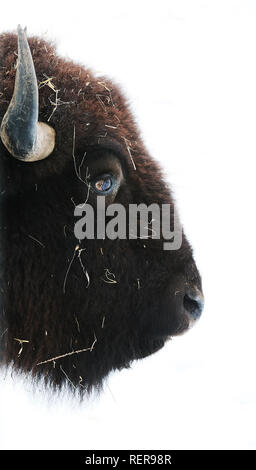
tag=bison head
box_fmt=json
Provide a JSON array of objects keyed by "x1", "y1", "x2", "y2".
[{"x1": 0, "y1": 27, "x2": 203, "y2": 394}]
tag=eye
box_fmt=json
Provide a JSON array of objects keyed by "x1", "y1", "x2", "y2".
[{"x1": 92, "y1": 174, "x2": 113, "y2": 194}]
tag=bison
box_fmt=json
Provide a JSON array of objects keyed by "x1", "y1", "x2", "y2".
[{"x1": 0, "y1": 26, "x2": 204, "y2": 395}]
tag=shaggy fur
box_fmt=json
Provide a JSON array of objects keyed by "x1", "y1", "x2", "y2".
[{"x1": 0, "y1": 31, "x2": 202, "y2": 395}]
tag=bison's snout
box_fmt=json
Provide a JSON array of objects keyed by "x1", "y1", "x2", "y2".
[
  {"x1": 183, "y1": 286, "x2": 204, "y2": 322},
  {"x1": 166, "y1": 282, "x2": 204, "y2": 336}
]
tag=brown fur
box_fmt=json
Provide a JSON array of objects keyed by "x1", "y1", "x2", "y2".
[{"x1": 0, "y1": 31, "x2": 202, "y2": 395}]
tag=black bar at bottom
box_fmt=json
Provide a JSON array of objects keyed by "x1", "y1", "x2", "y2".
[{"x1": 0, "y1": 449, "x2": 252, "y2": 465}]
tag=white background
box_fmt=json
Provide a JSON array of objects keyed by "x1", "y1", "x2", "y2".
[{"x1": 0, "y1": 0, "x2": 256, "y2": 450}]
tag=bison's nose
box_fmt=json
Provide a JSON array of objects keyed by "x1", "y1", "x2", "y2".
[{"x1": 183, "y1": 286, "x2": 204, "y2": 321}]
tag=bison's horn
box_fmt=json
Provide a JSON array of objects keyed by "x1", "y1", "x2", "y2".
[{"x1": 0, "y1": 25, "x2": 55, "y2": 162}]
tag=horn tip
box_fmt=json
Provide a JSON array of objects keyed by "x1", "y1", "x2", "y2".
[{"x1": 17, "y1": 25, "x2": 27, "y2": 36}]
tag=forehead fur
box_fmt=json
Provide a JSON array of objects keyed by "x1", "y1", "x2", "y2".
[{"x1": 0, "y1": 32, "x2": 169, "y2": 202}]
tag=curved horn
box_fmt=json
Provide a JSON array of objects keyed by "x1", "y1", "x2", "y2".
[{"x1": 0, "y1": 25, "x2": 55, "y2": 162}]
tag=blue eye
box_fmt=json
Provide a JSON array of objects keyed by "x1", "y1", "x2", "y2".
[{"x1": 93, "y1": 175, "x2": 113, "y2": 193}]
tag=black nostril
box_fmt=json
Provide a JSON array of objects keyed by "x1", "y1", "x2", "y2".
[{"x1": 183, "y1": 287, "x2": 204, "y2": 320}]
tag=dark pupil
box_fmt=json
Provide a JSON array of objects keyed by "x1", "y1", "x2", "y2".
[{"x1": 96, "y1": 177, "x2": 112, "y2": 192}]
